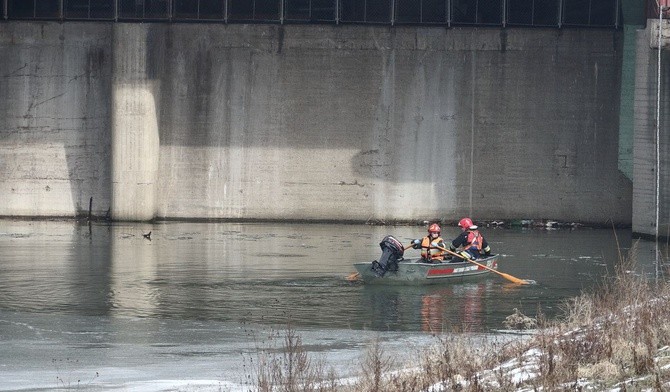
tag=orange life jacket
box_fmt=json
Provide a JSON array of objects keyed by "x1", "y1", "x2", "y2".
[
  {"x1": 466, "y1": 230, "x2": 483, "y2": 251},
  {"x1": 421, "y1": 236, "x2": 446, "y2": 260}
]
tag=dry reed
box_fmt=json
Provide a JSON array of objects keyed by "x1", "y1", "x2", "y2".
[{"x1": 249, "y1": 246, "x2": 670, "y2": 391}]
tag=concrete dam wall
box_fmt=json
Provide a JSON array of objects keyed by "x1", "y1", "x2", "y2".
[{"x1": 0, "y1": 22, "x2": 631, "y2": 224}]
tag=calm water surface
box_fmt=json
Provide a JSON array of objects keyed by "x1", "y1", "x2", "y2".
[{"x1": 0, "y1": 220, "x2": 661, "y2": 390}]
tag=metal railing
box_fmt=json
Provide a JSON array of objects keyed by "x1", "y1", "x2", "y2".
[{"x1": 1, "y1": 0, "x2": 621, "y2": 28}]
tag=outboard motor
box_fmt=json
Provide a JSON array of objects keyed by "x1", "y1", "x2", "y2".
[{"x1": 371, "y1": 235, "x2": 405, "y2": 277}]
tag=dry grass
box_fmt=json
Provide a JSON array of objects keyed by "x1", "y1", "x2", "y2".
[
  {"x1": 249, "y1": 325, "x2": 338, "y2": 392},
  {"x1": 248, "y1": 246, "x2": 670, "y2": 391},
  {"x1": 492, "y1": 243, "x2": 670, "y2": 391}
]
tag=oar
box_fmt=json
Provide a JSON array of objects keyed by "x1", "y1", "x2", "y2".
[
  {"x1": 346, "y1": 243, "x2": 414, "y2": 281},
  {"x1": 437, "y1": 246, "x2": 530, "y2": 285}
]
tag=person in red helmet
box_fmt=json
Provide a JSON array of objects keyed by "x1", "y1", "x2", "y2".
[
  {"x1": 411, "y1": 223, "x2": 447, "y2": 262},
  {"x1": 449, "y1": 217, "x2": 492, "y2": 260}
]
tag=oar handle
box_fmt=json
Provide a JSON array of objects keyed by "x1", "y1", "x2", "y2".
[
  {"x1": 437, "y1": 246, "x2": 464, "y2": 258},
  {"x1": 437, "y1": 246, "x2": 491, "y2": 269}
]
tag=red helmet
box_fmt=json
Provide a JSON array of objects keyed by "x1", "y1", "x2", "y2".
[
  {"x1": 458, "y1": 218, "x2": 474, "y2": 230},
  {"x1": 428, "y1": 223, "x2": 441, "y2": 234}
]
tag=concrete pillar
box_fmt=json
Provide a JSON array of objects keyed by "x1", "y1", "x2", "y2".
[
  {"x1": 111, "y1": 24, "x2": 160, "y2": 221},
  {"x1": 632, "y1": 26, "x2": 657, "y2": 236},
  {"x1": 633, "y1": 22, "x2": 670, "y2": 238}
]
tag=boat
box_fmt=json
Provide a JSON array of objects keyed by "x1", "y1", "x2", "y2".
[
  {"x1": 350, "y1": 234, "x2": 501, "y2": 285},
  {"x1": 353, "y1": 254, "x2": 500, "y2": 285}
]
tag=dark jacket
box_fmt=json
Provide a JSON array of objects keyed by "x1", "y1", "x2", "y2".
[{"x1": 450, "y1": 229, "x2": 491, "y2": 257}]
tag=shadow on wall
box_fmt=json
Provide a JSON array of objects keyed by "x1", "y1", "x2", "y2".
[
  {"x1": 0, "y1": 22, "x2": 631, "y2": 222},
  {"x1": 0, "y1": 22, "x2": 113, "y2": 218}
]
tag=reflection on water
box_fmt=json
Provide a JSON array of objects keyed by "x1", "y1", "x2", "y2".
[
  {"x1": 360, "y1": 281, "x2": 495, "y2": 332},
  {"x1": 0, "y1": 220, "x2": 666, "y2": 332},
  {"x1": 4, "y1": 220, "x2": 669, "y2": 391}
]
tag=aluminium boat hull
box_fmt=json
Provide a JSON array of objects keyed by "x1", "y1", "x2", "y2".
[{"x1": 353, "y1": 255, "x2": 499, "y2": 285}]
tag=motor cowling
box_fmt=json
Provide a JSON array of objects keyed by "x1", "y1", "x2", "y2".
[{"x1": 371, "y1": 235, "x2": 405, "y2": 277}]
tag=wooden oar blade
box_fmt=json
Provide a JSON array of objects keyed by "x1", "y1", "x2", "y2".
[
  {"x1": 500, "y1": 272, "x2": 530, "y2": 285},
  {"x1": 436, "y1": 245, "x2": 531, "y2": 285},
  {"x1": 346, "y1": 272, "x2": 361, "y2": 281}
]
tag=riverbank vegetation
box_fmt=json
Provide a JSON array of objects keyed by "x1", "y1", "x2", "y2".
[{"x1": 250, "y1": 247, "x2": 670, "y2": 391}]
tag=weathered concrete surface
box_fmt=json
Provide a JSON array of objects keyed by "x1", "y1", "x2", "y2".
[
  {"x1": 111, "y1": 24, "x2": 160, "y2": 221},
  {"x1": 633, "y1": 22, "x2": 670, "y2": 237},
  {"x1": 0, "y1": 22, "x2": 632, "y2": 224},
  {"x1": 0, "y1": 22, "x2": 112, "y2": 218}
]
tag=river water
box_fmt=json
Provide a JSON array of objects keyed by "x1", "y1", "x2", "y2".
[{"x1": 0, "y1": 219, "x2": 663, "y2": 390}]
